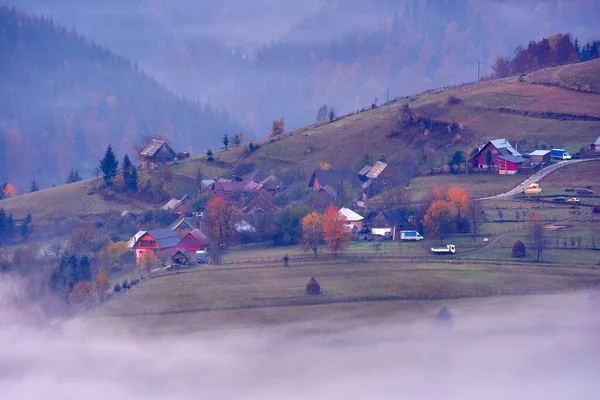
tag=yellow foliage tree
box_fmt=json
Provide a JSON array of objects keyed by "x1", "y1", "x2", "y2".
[
  {"x1": 96, "y1": 269, "x2": 110, "y2": 296},
  {"x1": 68, "y1": 281, "x2": 98, "y2": 308},
  {"x1": 99, "y1": 241, "x2": 130, "y2": 269},
  {"x1": 424, "y1": 199, "x2": 457, "y2": 241},
  {"x1": 139, "y1": 251, "x2": 159, "y2": 274},
  {"x1": 301, "y1": 211, "x2": 323, "y2": 257},
  {"x1": 319, "y1": 162, "x2": 332, "y2": 170},
  {"x1": 3, "y1": 183, "x2": 16, "y2": 198}
]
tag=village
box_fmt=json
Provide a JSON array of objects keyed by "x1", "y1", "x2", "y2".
[{"x1": 122, "y1": 135, "x2": 600, "y2": 271}]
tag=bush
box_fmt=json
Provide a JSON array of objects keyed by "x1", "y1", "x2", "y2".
[
  {"x1": 122, "y1": 280, "x2": 131, "y2": 290},
  {"x1": 592, "y1": 206, "x2": 600, "y2": 214},
  {"x1": 446, "y1": 95, "x2": 461, "y2": 105},
  {"x1": 113, "y1": 284, "x2": 121, "y2": 292},
  {"x1": 233, "y1": 162, "x2": 255, "y2": 177},
  {"x1": 512, "y1": 240, "x2": 526, "y2": 257}
]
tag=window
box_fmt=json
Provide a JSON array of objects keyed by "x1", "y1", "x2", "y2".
[{"x1": 140, "y1": 240, "x2": 156, "y2": 247}]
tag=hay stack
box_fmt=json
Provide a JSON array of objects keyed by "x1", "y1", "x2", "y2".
[{"x1": 306, "y1": 277, "x2": 321, "y2": 295}]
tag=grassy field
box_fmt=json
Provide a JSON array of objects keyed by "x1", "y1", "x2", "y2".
[
  {"x1": 92, "y1": 258, "x2": 600, "y2": 333},
  {"x1": 524, "y1": 58, "x2": 600, "y2": 93}
]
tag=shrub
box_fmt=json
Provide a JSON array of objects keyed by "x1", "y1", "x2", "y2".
[
  {"x1": 114, "y1": 284, "x2": 121, "y2": 293},
  {"x1": 592, "y1": 206, "x2": 600, "y2": 214},
  {"x1": 122, "y1": 280, "x2": 131, "y2": 290},
  {"x1": 446, "y1": 95, "x2": 461, "y2": 105},
  {"x1": 512, "y1": 240, "x2": 526, "y2": 257}
]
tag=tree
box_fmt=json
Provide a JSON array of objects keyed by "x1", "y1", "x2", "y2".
[
  {"x1": 99, "y1": 241, "x2": 130, "y2": 269},
  {"x1": 302, "y1": 211, "x2": 324, "y2": 257},
  {"x1": 446, "y1": 187, "x2": 470, "y2": 220},
  {"x1": 491, "y1": 56, "x2": 511, "y2": 77},
  {"x1": 316, "y1": 105, "x2": 333, "y2": 122},
  {"x1": 67, "y1": 168, "x2": 82, "y2": 183},
  {"x1": 129, "y1": 166, "x2": 138, "y2": 192},
  {"x1": 223, "y1": 134, "x2": 230, "y2": 150},
  {"x1": 233, "y1": 133, "x2": 244, "y2": 146},
  {"x1": 3, "y1": 183, "x2": 16, "y2": 198},
  {"x1": 204, "y1": 197, "x2": 240, "y2": 248},
  {"x1": 468, "y1": 200, "x2": 484, "y2": 243},
  {"x1": 283, "y1": 254, "x2": 289, "y2": 267},
  {"x1": 139, "y1": 251, "x2": 159, "y2": 274},
  {"x1": 424, "y1": 200, "x2": 457, "y2": 241},
  {"x1": 272, "y1": 204, "x2": 309, "y2": 245},
  {"x1": 322, "y1": 206, "x2": 351, "y2": 256},
  {"x1": 99, "y1": 144, "x2": 119, "y2": 186},
  {"x1": 20, "y1": 212, "x2": 32, "y2": 241},
  {"x1": 30, "y1": 178, "x2": 39, "y2": 192},
  {"x1": 512, "y1": 240, "x2": 526, "y2": 257},
  {"x1": 68, "y1": 281, "x2": 97, "y2": 308},
  {"x1": 68, "y1": 222, "x2": 100, "y2": 253},
  {"x1": 269, "y1": 117, "x2": 285, "y2": 137},
  {"x1": 529, "y1": 214, "x2": 548, "y2": 262},
  {"x1": 96, "y1": 269, "x2": 110, "y2": 297},
  {"x1": 328, "y1": 108, "x2": 335, "y2": 122},
  {"x1": 206, "y1": 149, "x2": 214, "y2": 162},
  {"x1": 448, "y1": 151, "x2": 465, "y2": 173}
]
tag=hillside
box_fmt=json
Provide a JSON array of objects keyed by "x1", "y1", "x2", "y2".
[
  {"x1": 205, "y1": 60, "x2": 600, "y2": 185},
  {"x1": 0, "y1": 5, "x2": 242, "y2": 190}
]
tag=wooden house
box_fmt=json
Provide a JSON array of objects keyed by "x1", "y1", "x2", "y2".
[
  {"x1": 469, "y1": 139, "x2": 525, "y2": 173},
  {"x1": 259, "y1": 175, "x2": 282, "y2": 194},
  {"x1": 369, "y1": 212, "x2": 396, "y2": 239},
  {"x1": 243, "y1": 192, "x2": 278, "y2": 214},
  {"x1": 314, "y1": 185, "x2": 337, "y2": 212},
  {"x1": 128, "y1": 228, "x2": 180, "y2": 264},
  {"x1": 162, "y1": 196, "x2": 193, "y2": 217},
  {"x1": 120, "y1": 210, "x2": 137, "y2": 221},
  {"x1": 339, "y1": 207, "x2": 364, "y2": 230},
  {"x1": 177, "y1": 229, "x2": 210, "y2": 252},
  {"x1": 171, "y1": 217, "x2": 197, "y2": 233},
  {"x1": 365, "y1": 161, "x2": 394, "y2": 181},
  {"x1": 529, "y1": 150, "x2": 551, "y2": 164},
  {"x1": 308, "y1": 170, "x2": 335, "y2": 191},
  {"x1": 170, "y1": 250, "x2": 191, "y2": 266},
  {"x1": 140, "y1": 139, "x2": 176, "y2": 169}
]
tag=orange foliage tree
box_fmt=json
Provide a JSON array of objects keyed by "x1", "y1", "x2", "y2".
[
  {"x1": 205, "y1": 197, "x2": 240, "y2": 248},
  {"x1": 68, "y1": 281, "x2": 98, "y2": 308},
  {"x1": 301, "y1": 211, "x2": 323, "y2": 257},
  {"x1": 429, "y1": 185, "x2": 472, "y2": 234},
  {"x1": 322, "y1": 206, "x2": 351, "y2": 256},
  {"x1": 96, "y1": 269, "x2": 110, "y2": 297},
  {"x1": 424, "y1": 199, "x2": 457, "y2": 241},
  {"x1": 3, "y1": 183, "x2": 16, "y2": 198}
]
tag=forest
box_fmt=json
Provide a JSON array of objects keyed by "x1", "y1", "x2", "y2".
[{"x1": 0, "y1": 6, "x2": 242, "y2": 190}]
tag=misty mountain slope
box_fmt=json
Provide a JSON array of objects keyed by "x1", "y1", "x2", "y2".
[
  {"x1": 212, "y1": 60, "x2": 600, "y2": 178},
  {"x1": 0, "y1": 6, "x2": 242, "y2": 190}
]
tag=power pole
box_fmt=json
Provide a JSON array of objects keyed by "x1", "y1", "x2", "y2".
[{"x1": 477, "y1": 61, "x2": 480, "y2": 82}]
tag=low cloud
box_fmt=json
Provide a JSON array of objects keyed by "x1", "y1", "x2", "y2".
[{"x1": 1, "y1": 278, "x2": 599, "y2": 399}]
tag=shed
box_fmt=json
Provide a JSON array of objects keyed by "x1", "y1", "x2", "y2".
[
  {"x1": 366, "y1": 161, "x2": 393, "y2": 180},
  {"x1": 170, "y1": 250, "x2": 191, "y2": 266},
  {"x1": 357, "y1": 165, "x2": 372, "y2": 182},
  {"x1": 140, "y1": 139, "x2": 176, "y2": 169},
  {"x1": 529, "y1": 150, "x2": 551, "y2": 164},
  {"x1": 497, "y1": 155, "x2": 526, "y2": 175}
]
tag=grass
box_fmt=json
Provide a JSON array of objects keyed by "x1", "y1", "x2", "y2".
[{"x1": 524, "y1": 58, "x2": 600, "y2": 93}]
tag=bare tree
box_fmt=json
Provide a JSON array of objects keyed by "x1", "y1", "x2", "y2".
[
  {"x1": 468, "y1": 200, "x2": 484, "y2": 243},
  {"x1": 529, "y1": 214, "x2": 548, "y2": 262}
]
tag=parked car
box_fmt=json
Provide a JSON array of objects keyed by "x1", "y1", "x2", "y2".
[
  {"x1": 567, "y1": 197, "x2": 581, "y2": 203},
  {"x1": 553, "y1": 196, "x2": 566, "y2": 202},
  {"x1": 524, "y1": 183, "x2": 542, "y2": 195},
  {"x1": 576, "y1": 188, "x2": 594, "y2": 195}
]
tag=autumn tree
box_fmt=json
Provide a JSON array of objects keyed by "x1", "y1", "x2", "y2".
[
  {"x1": 269, "y1": 117, "x2": 285, "y2": 137},
  {"x1": 491, "y1": 56, "x2": 511, "y2": 78},
  {"x1": 68, "y1": 222, "x2": 101, "y2": 253},
  {"x1": 99, "y1": 144, "x2": 119, "y2": 186},
  {"x1": 302, "y1": 211, "x2": 323, "y2": 257},
  {"x1": 96, "y1": 269, "x2": 110, "y2": 298},
  {"x1": 424, "y1": 200, "x2": 457, "y2": 241},
  {"x1": 139, "y1": 251, "x2": 159, "y2": 274},
  {"x1": 98, "y1": 241, "x2": 130, "y2": 269},
  {"x1": 30, "y1": 178, "x2": 39, "y2": 192},
  {"x1": 233, "y1": 133, "x2": 244, "y2": 146},
  {"x1": 3, "y1": 183, "x2": 16, "y2": 198},
  {"x1": 68, "y1": 281, "x2": 97, "y2": 308},
  {"x1": 204, "y1": 197, "x2": 240, "y2": 248},
  {"x1": 322, "y1": 206, "x2": 351, "y2": 256},
  {"x1": 529, "y1": 214, "x2": 548, "y2": 262}
]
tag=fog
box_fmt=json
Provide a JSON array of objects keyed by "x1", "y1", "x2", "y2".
[{"x1": 2, "y1": 278, "x2": 600, "y2": 399}]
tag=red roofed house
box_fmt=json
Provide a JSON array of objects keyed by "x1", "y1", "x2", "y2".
[
  {"x1": 177, "y1": 229, "x2": 210, "y2": 252},
  {"x1": 140, "y1": 139, "x2": 177, "y2": 169},
  {"x1": 128, "y1": 228, "x2": 180, "y2": 264},
  {"x1": 469, "y1": 139, "x2": 525, "y2": 174}
]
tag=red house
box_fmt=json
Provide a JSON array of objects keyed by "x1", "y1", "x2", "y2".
[
  {"x1": 177, "y1": 229, "x2": 210, "y2": 252},
  {"x1": 128, "y1": 228, "x2": 180, "y2": 264},
  {"x1": 470, "y1": 139, "x2": 525, "y2": 174}
]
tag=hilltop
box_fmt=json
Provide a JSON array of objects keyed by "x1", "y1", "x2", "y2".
[
  {"x1": 206, "y1": 59, "x2": 600, "y2": 185},
  {"x1": 0, "y1": 5, "x2": 241, "y2": 190}
]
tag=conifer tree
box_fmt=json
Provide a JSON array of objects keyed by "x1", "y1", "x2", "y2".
[
  {"x1": 30, "y1": 178, "x2": 39, "y2": 192},
  {"x1": 129, "y1": 166, "x2": 138, "y2": 192},
  {"x1": 99, "y1": 144, "x2": 119, "y2": 186}
]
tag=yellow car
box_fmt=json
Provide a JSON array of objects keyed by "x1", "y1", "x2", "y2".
[{"x1": 524, "y1": 183, "x2": 542, "y2": 195}]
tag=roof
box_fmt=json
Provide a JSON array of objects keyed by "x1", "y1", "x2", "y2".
[
  {"x1": 171, "y1": 249, "x2": 191, "y2": 260},
  {"x1": 320, "y1": 184, "x2": 337, "y2": 199},
  {"x1": 309, "y1": 170, "x2": 335, "y2": 187},
  {"x1": 370, "y1": 212, "x2": 394, "y2": 228},
  {"x1": 259, "y1": 175, "x2": 281, "y2": 190},
  {"x1": 128, "y1": 230, "x2": 147, "y2": 248},
  {"x1": 366, "y1": 161, "x2": 388, "y2": 179},
  {"x1": 595, "y1": 136, "x2": 600, "y2": 145},
  {"x1": 148, "y1": 228, "x2": 180, "y2": 248},
  {"x1": 339, "y1": 207, "x2": 364, "y2": 222},
  {"x1": 171, "y1": 217, "x2": 196, "y2": 231},
  {"x1": 529, "y1": 150, "x2": 550, "y2": 156},
  {"x1": 201, "y1": 179, "x2": 215, "y2": 186},
  {"x1": 470, "y1": 138, "x2": 520, "y2": 160},
  {"x1": 244, "y1": 181, "x2": 263, "y2": 191},
  {"x1": 188, "y1": 229, "x2": 210, "y2": 245},
  {"x1": 357, "y1": 165, "x2": 372, "y2": 176},
  {"x1": 498, "y1": 155, "x2": 526, "y2": 164},
  {"x1": 140, "y1": 139, "x2": 176, "y2": 157},
  {"x1": 121, "y1": 210, "x2": 137, "y2": 218},
  {"x1": 162, "y1": 198, "x2": 181, "y2": 212},
  {"x1": 235, "y1": 220, "x2": 256, "y2": 233},
  {"x1": 212, "y1": 180, "x2": 248, "y2": 197}
]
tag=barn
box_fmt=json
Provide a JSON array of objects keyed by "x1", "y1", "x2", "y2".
[
  {"x1": 529, "y1": 150, "x2": 551, "y2": 165},
  {"x1": 140, "y1": 139, "x2": 177, "y2": 169},
  {"x1": 469, "y1": 139, "x2": 521, "y2": 172},
  {"x1": 497, "y1": 154, "x2": 526, "y2": 175}
]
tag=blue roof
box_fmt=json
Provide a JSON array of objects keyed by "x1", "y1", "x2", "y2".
[{"x1": 148, "y1": 228, "x2": 180, "y2": 248}]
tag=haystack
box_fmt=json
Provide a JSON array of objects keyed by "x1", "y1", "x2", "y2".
[
  {"x1": 306, "y1": 277, "x2": 321, "y2": 295},
  {"x1": 436, "y1": 307, "x2": 453, "y2": 322}
]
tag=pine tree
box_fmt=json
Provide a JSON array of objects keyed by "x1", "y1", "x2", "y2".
[
  {"x1": 223, "y1": 134, "x2": 229, "y2": 150},
  {"x1": 67, "y1": 168, "x2": 82, "y2": 184},
  {"x1": 20, "y1": 212, "x2": 32, "y2": 240},
  {"x1": 30, "y1": 178, "x2": 39, "y2": 192},
  {"x1": 6, "y1": 213, "x2": 15, "y2": 243},
  {"x1": 0, "y1": 208, "x2": 6, "y2": 244},
  {"x1": 206, "y1": 149, "x2": 214, "y2": 162},
  {"x1": 99, "y1": 144, "x2": 119, "y2": 186},
  {"x1": 78, "y1": 255, "x2": 92, "y2": 282},
  {"x1": 122, "y1": 154, "x2": 132, "y2": 190},
  {"x1": 129, "y1": 166, "x2": 138, "y2": 192}
]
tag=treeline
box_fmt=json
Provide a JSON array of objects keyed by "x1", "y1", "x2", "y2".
[
  {"x1": 491, "y1": 33, "x2": 599, "y2": 78},
  {"x1": 0, "y1": 209, "x2": 33, "y2": 245},
  {"x1": 0, "y1": 5, "x2": 242, "y2": 190}
]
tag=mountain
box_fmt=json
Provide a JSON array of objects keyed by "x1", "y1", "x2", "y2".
[
  {"x1": 10, "y1": 0, "x2": 600, "y2": 134},
  {"x1": 0, "y1": 5, "x2": 242, "y2": 190}
]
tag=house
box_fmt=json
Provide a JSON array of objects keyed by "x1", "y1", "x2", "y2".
[
  {"x1": 339, "y1": 207, "x2": 364, "y2": 230},
  {"x1": 369, "y1": 212, "x2": 396, "y2": 239},
  {"x1": 120, "y1": 210, "x2": 137, "y2": 221},
  {"x1": 212, "y1": 180, "x2": 249, "y2": 199},
  {"x1": 366, "y1": 161, "x2": 394, "y2": 181},
  {"x1": 235, "y1": 220, "x2": 256, "y2": 233},
  {"x1": 357, "y1": 165, "x2": 372, "y2": 182},
  {"x1": 162, "y1": 196, "x2": 193, "y2": 216},
  {"x1": 170, "y1": 250, "x2": 191, "y2": 266},
  {"x1": 140, "y1": 139, "x2": 176, "y2": 169},
  {"x1": 314, "y1": 185, "x2": 337, "y2": 212},
  {"x1": 469, "y1": 139, "x2": 521, "y2": 172},
  {"x1": 243, "y1": 192, "x2": 278, "y2": 214},
  {"x1": 177, "y1": 228, "x2": 210, "y2": 252},
  {"x1": 529, "y1": 150, "x2": 551, "y2": 164},
  {"x1": 591, "y1": 137, "x2": 600, "y2": 152},
  {"x1": 497, "y1": 154, "x2": 526, "y2": 175},
  {"x1": 308, "y1": 170, "x2": 335, "y2": 191},
  {"x1": 359, "y1": 161, "x2": 395, "y2": 198},
  {"x1": 259, "y1": 175, "x2": 282, "y2": 194},
  {"x1": 171, "y1": 217, "x2": 197, "y2": 232},
  {"x1": 128, "y1": 228, "x2": 180, "y2": 264}
]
